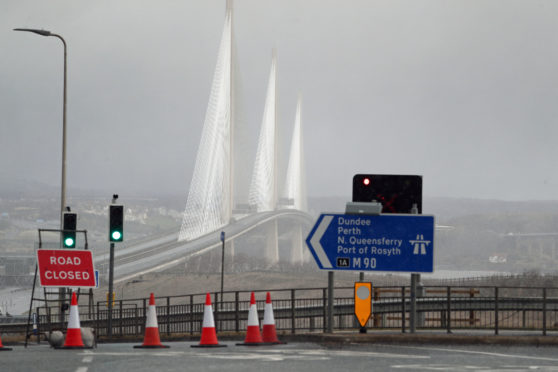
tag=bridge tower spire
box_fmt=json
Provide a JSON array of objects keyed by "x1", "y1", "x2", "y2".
[
  {"x1": 248, "y1": 50, "x2": 278, "y2": 212},
  {"x1": 284, "y1": 94, "x2": 307, "y2": 212},
  {"x1": 179, "y1": 3, "x2": 234, "y2": 241}
]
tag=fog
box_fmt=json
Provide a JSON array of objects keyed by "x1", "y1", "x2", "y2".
[{"x1": 1, "y1": 0, "x2": 558, "y2": 201}]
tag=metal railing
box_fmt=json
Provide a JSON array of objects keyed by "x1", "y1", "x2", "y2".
[{"x1": 5, "y1": 285, "x2": 558, "y2": 339}]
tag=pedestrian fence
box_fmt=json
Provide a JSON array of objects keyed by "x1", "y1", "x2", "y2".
[{"x1": 8, "y1": 285, "x2": 558, "y2": 338}]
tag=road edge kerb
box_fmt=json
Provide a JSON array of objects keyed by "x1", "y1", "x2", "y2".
[
  {"x1": 4, "y1": 332, "x2": 558, "y2": 347},
  {"x1": 282, "y1": 333, "x2": 558, "y2": 347}
]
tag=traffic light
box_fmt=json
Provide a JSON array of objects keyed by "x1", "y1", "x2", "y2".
[
  {"x1": 62, "y1": 212, "x2": 77, "y2": 248},
  {"x1": 109, "y1": 205, "x2": 124, "y2": 242},
  {"x1": 352, "y1": 174, "x2": 422, "y2": 214}
]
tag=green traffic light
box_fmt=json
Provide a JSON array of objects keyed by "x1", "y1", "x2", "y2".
[
  {"x1": 111, "y1": 231, "x2": 122, "y2": 241},
  {"x1": 64, "y1": 237, "x2": 75, "y2": 247}
]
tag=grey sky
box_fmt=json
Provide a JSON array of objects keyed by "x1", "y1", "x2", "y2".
[{"x1": 1, "y1": 0, "x2": 557, "y2": 201}]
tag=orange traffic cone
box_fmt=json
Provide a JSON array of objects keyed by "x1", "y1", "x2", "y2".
[
  {"x1": 262, "y1": 292, "x2": 283, "y2": 344},
  {"x1": 191, "y1": 293, "x2": 226, "y2": 348},
  {"x1": 58, "y1": 292, "x2": 88, "y2": 349},
  {"x1": 0, "y1": 333, "x2": 12, "y2": 351},
  {"x1": 236, "y1": 292, "x2": 263, "y2": 346},
  {"x1": 134, "y1": 293, "x2": 169, "y2": 348}
]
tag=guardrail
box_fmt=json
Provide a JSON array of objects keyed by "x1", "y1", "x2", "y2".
[{"x1": 4, "y1": 285, "x2": 558, "y2": 339}]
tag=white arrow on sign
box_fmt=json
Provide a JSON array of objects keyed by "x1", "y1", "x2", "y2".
[{"x1": 309, "y1": 215, "x2": 334, "y2": 269}]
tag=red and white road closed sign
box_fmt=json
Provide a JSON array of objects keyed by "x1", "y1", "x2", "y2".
[{"x1": 37, "y1": 249, "x2": 96, "y2": 288}]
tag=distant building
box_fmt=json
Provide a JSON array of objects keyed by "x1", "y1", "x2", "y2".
[{"x1": 489, "y1": 253, "x2": 507, "y2": 263}]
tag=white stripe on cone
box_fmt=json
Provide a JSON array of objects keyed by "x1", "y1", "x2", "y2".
[
  {"x1": 195, "y1": 293, "x2": 221, "y2": 346},
  {"x1": 247, "y1": 303, "x2": 260, "y2": 327},
  {"x1": 262, "y1": 292, "x2": 281, "y2": 344},
  {"x1": 63, "y1": 292, "x2": 84, "y2": 348},
  {"x1": 202, "y1": 304, "x2": 215, "y2": 328},
  {"x1": 68, "y1": 300, "x2": 81, "y2": 329},
  {"x1": 239, "y1": 292, "x2": 263, "y2": 345},
  {"x1": 146, "y1": 304, "x2": 158, "y2": 328},
  {"x1": 263, "y1": 302, "x2": 274, "y2": 325}
]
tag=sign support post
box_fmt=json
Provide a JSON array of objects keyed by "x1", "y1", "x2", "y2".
[
  {"x1": 327, "y1": 271, "x2": 334, "y2": 333},
  {"x1": 409, "y1": 203, "x2": 420, "y2": 334},
  {"x1": 107, "y1": 242, "x2": 115, "y2": 338},
  {"x1": 410, "y1": 273, "x2": 417, "y2": 333}
]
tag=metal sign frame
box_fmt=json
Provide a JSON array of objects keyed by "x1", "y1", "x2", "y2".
[{"x1": 25, "y1": 228, "x2": 94, "y2": 347}]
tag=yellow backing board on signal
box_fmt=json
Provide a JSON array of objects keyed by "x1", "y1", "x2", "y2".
[{"x1": 354, "y1": 282, "x2": 372, "y2": 328}]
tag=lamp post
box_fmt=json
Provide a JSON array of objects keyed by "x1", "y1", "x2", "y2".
[
  {"x1": 14, "y1": 28, "x2": 68, "y2": 318},
  {"x1": 14, "y1": 28, "x2": 68, "y2": 235}
]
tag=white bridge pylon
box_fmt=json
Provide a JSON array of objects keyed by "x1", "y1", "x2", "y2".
[
  {"x1": 249, "y1": 50, "x2": 277, "y2": 213},
  {"x1": 283, "y1": 95, "x2": 307, "y2": 213},
  {"x1": 178, "y1": 6, "x2": 232, "y2": 242},
  {"x1": 179, "y1": 3, "x2": 307, "y2": 258}
]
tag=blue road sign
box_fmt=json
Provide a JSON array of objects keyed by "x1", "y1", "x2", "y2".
[{"x1": 306, "y1": 214, "x2": 435, "y2": 273}]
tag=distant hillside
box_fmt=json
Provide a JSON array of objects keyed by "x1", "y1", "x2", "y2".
[
  {"x1": 424, "y1": 197, "x2": 558, "y2": 223},
  {"x1": 0, "y1": 178, "x2": 59, "y2": 199},
  {"x1": 3, "y1": 179, "x2": 558, "y2": 273},
  {"x1": 308, "y1": 196, "x2": 558, "y2": 223},
  {"x1": 308, "y1": 196, "x2": 558, "y2": 274}
]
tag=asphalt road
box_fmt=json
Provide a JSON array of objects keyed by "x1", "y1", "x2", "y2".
[{"x1": 3, "y1": 341, "x2": 558, "y2": 371}]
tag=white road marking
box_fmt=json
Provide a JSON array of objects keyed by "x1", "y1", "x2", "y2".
[
  {"x1": 264, "y1": 348, "x2": 429, "y2": 359},
  {"x1": 388, "y1": 345, "x2": 558, "y2": 363},
  {"x1": 198, "y1": 353, "x2": 297, "y2": 362},
  {"x1": 196, "y1": 348, "x2": 430, "y2": 362},
  {"x1": 79, "y1": 351, "x2": 185, "y2": 357},
  {"x1": 75, "y1": 367, "x2": 88, "y2": 372},
  {"x1": 392, "y1": 364, "x2": 558, "y2": 371},
  {"x1": 82, "y1": 356, "x2": 93, "y2": 363},
  {"x1": 78, "y1": 347, "x2": 428, "y2": 363}
]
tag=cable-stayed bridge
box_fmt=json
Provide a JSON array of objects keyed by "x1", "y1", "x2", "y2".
[
  {"x1": 96, "y1": 3, "x2": 311, "y2": 281},
  {"x1": 95, "y1": 210, "x2": 312, "y2": 284}
]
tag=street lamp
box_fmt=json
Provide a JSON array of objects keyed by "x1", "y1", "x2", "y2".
[
  {"x1": 14, "y1": 28, "x2": 68, "y2": 318},
  {"x1": 14, "y1": 28, "x2": 68, "y2": 236}
]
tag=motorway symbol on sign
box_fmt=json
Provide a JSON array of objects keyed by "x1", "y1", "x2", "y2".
[
  {"x1": 305, "y1": 214, "x2": 434, "y2": 273},
  {"x1": 36, "y1": 249, "x2": 96, "y2": 288}
]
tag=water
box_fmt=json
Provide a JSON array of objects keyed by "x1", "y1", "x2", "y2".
[
  {"x1": 423, "y1": 269, "x2": 510, "y2": 280},
  {"x1": 0, "y1": 287, "x2": 32, "y2": 315},
  {"x1": 1, "y1": 270, "x2": 512, "y2": 315}
]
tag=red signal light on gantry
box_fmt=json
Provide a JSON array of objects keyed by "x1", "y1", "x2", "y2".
[{"x1": 352, "y1": 174, "x2": 423, "y2": 214}]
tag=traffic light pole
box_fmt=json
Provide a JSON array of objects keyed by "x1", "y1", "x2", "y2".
[
  {"x1": 60, "y1": 210, "x2": 76, "y2": 323},
  {"x1": 220, "y1": 232, "x2": 225, "y2": 310},
  {"x1": 107, "y1": 194, "x2": 120, "y2": 338},
  {"x1": 107, "y1": 242, "x2": 115, "y2": 338}
]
